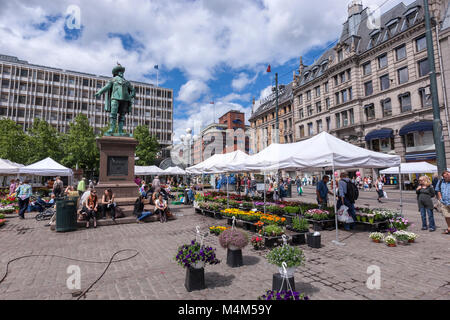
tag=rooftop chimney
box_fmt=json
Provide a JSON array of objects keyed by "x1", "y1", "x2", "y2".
[{"x1": 348, "y1": 0, "x2": 363, "y2": 17}]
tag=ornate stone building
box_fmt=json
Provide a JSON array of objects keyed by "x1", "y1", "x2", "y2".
[{"x1": 291, "y1": 0, "x2": 450, "y2": 175}]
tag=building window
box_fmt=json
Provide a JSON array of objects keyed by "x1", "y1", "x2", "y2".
[
  {"x1": 298, "y1": 94, "x2": 303, "y2": 105},
  {"x1": 307, "y1": 105, "x2": 313, "y2": 116},
  {"x1": 53, "y1": 74, "x2": 60, "y2": 82},
  {"x1": 299, "y1": 125, "x2": 305, "y2": 138},
  {"x1": 341, "y1": 89, "x2": 348, "y2": 103},
  {"x1": 306, "y1": 91, "x2": 311, "y2": 101},
  {"x1": 83, "y1": 79, "x2": 89, "y2": 86},
  {"x1": 378, "y1": 54, "x2": 388, "y2": 69},
  {"x1": 364, "y1": 81, "x2": 373, "y2": 96},
  {"x1": 334, "y1": 75, "x2": 339, "y2": 86},
  {"x1": 2, "y1": 66, "x2": 11, "y2": 75},
  {"x1": 68, "y1": 77, "x2": 75, "y2": 85},
  {"x1": 299, "y1": 108, "x2": 304, "y2": 119},
  {"x1": 316, "y1": 102, "x2": 322, "y2": 113},
  {"x1": 338, "y1": 49, "x2": 343, "y2": 62},
  {"x1": 363, "y1": 62, "x2": 371, "y2": 75},
  {"x1": 381, "y1": 98, "x2": 392, "y2": 116},
  {"x1": 364, "y1": 104, "x2": 376, "y2": 120},
  {"x1": 335, "y1": 113, "x2": 341, "y2": 129},
  {"x1": 395, "y1": 45, "x2": 406, "y2": 61},
  {"x1": 419, "y1": 87, "x2": 431, "y2": 108},
  {"x1": 307, "y1": 122, "x2": 313, "y2": 136},
  {"x1": 315, "y1": 86, "x2": 320, "y2": 97},
  {"x1": 326, "y1": 117, "x2": 331, "y2": 130},
  {"x1": 324, "y1": 81, "x2": 329, "y2": 93},
  {"x1": 416, "y1": 35, "x2": 427, "y2": 52},
  {"x1": 342, "y1": 111, "x2": 348, "y2": 127},
  {"x1": 399, "y1": 92, "x2": 412, "y2": 112},
  {"x1": 317, "y1": 119, "x2": 323, "y2": 132},
  {"x1": 418, "y1": 58, "x2": 430, "y2": 77},
  {"x1": 325, "y1": 98, "x2": 330, "y2": 110},
  {"x1": 380, "y1": 74, "x2": 390, "y2": 91},
  {"x1": 397, "y1": 67, "x2": 409, "y2": 84},
  {"x1": 335, "y1": 92, "x2": 340, "y2": 105},
  {"x1": 340, "y1": 72, "x2": 346, "y2": 83},
  {"x1": 349, "y1": 108, "x2": 354, "y2": 125}
]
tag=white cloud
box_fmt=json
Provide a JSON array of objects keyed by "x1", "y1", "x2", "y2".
[
  {"x1": 231, "y1": 72, "x2": 257, "y2": 91},
  {"x1": 221, "y1": 92, "x2": 251, "y2": 103},
  {"x1": 177, "y1": 79, "x2": 209, "y2": 104}
]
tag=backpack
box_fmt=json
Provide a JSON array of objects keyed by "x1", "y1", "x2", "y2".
[{"x1": 345, "y1": 180, "x2": 359, "y2": 203}]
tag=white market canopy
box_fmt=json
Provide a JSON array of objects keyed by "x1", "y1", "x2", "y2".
[
  {"x1": 186, "y1": 150, "x2": 251, "y2": 174},
  {"x1": 162, "y1": 166, "x2": 186, "y2": 175},
  {"x1": 135, "y1": 165, "x2": 165, "y2": 176},
  {"x1": 380, "y1": 162, "x2": 443, "y2": 174},
  {"x1": 19, "y1": 157, "x2": 73, "y2": 176},
  {"x1": 0, "y1": 159, "x2": 24, "y2": 175},
  {"x1": 240, "y1": 131, "x2": 401, "y2": 172}
]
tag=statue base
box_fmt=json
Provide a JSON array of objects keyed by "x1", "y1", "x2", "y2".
[{"x1": 96, "y1": 136, "x2": 139, "y2": 198}]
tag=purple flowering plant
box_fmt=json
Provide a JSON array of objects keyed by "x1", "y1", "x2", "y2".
[
  {"x1": 175, "y1": 240, "x2": 220, "y2": 268},
  {"x1": 218, "y1": 229, "x2": 249, "y2": 249},
  {"x1": 388, "y1": 216, "x2": 411, "y2": 232},
  {"x1": 257, "y1": 290, "x2": 309, "y2": 301}
]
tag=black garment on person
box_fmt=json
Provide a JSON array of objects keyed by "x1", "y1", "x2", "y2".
[
  {"x1": 416, "y1": 186, "x2": 435, "y2": 210},
  {"x1": 101, "y1": 203, "x2": 116, "y2": 219},
  {"x1": 133, "y1": 197, "x2": 144, "y2": 217}
]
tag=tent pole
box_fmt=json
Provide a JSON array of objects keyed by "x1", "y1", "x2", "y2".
[
  {"x1": 331, "y1": 164, "x2": 345, "y2": 246},
  {"x1": 399, "y1": 166, "x2": 403, "y2": 215},
  {"x1": 264, "y1": 171, "x2": 266, "y2": 214},
  {"x1": 226, "y1": 174, "x2": 229, "y2": 209}
]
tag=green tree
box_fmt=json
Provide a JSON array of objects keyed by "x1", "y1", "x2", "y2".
[
  {"x1": 27, "y1": 118, "x2": 64, "y2": 164},
  {"x1": 134, "y1": 125, "x2": 160, "y2": 166},
  {"x1": 0, "y1": 118, "x2": 31, "y2": 164},
  {"x1": 61, "y1": 114, "x2": 99, "y2": 171}
]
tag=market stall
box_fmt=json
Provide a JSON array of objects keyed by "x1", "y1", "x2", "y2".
[{"x1": 134, "y1": 165, "x2": 165, "y2": 176}]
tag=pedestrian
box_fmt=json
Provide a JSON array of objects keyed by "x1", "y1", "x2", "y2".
[
  {"x1": 155, "y1": 193, "x2": 168, "y2": 223},
  {"x1": 52, "y1": 176, "x2": 64, "y2": 198},
  {"x1": 435, "y1": 170, "x2": 450, "y2": 235},
  {"x1": 77, "y1": 177, "x2": 86, "y2": 197},
  {"x1": 9, "y1": 179, "x2": 17, "y2": 195},
  {"x1": 250, "y1": 176, "x2": 257, "y2": 198},
  {"x1": 89, "y1": 179, "x2": 94, "y2": 190},
  {"x1": 375, "y1": 176, "x2": 385, "y2": 203},
  {"x1": 83, "y1": 189, "x2": 98, "y2": 228},
  {"x1": 368, "y1": 176, "x2": 372, "y2": 190},
  {"x1": 101, "y1": 189, "x2": 117, "y2": 221},
  {"x1": 337, "y1": 172, "x2": 357, "y2": 230},
  {"x1": 236, "y1": 175, "x2": 241, "y2": 195},
  {"x1": 316, "y1": 175, "x2": 332, "y2": 208},
  {"x1": 15, "y1": 179, "x2": 32, "y2": 219},
  {"x1": 295, "y1": 176, "x2": 303, "y2": 196},
  {"x1": 432, "y1": 174, "x2": 439, "y2": 189},
  {"x1": 152, "y1": 175, "x2": 161, "y2": 194},
  {"x1": 416, "y1": 176, "x2": 436, "y2": 232}
]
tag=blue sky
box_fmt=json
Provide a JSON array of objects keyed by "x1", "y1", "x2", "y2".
[{"x1": 0, "y1": 0, "x2": 414, "y2": 142}]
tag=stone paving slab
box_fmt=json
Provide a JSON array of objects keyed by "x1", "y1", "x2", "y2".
[{"x1": 0, "y1": 198, "x2": 449, "y2": 300}]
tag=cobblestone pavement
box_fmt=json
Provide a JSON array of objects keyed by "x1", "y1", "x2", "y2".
[{"x1": 0, "y1": 189, "x2": 449, "y2": 300}]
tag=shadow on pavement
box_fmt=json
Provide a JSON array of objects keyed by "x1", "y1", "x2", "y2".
[
  {"x1": 205, "y1": 272, "x2": 235, "y2": 289},
  {"x1": 294, "y1": 281, "x2": 320, "y2": 296},
  {"x1": 242, "y1": 255, "x2": 260, "y2": 266}
]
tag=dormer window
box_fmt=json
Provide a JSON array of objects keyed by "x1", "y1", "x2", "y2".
[
  {"x1": 321, "y1": 60, "x2": 328, "y2": 72},
  {"x1": 401, "y1": 6, "x2": 420, "y2": 31},
  {"x1": 384, "y1": 18, "x2": 400, "y2": 40},
  {"x1": 368, "y1": 29, "x2": 381, "y2": 49}
]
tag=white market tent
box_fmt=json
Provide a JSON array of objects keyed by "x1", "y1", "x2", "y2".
[
  {"x1": 135, "y1": 165, "x2": 165, "y2": 176},
  {"x1": 380, "y1": 162, "x2": 440, "y2": 174},
  {"x1": 19, "y1": 157, "x2": 73, "y2": 176},
  {"x1": 0, "y1": 159, "x2": 24, "y2": 175},
  {"x1": 162, "y1": 166, "x2": 186, "y2": 175},
  {"x1": 186, "y1": 150, "x2": 252, "y2": 174},
  {"x1": 186, "y1": 153, "x2": 226, "y2": 174}
]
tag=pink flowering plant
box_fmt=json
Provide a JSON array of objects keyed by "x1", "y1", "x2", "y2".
[
  {"x1": 304, "y1": 209, "x2": 330, "y2": 221},
  {"x1": 218, "y1": 229, "x2": 249, "y2": 249},
  {"x1": 389, "y1": 216, "x2": 411, "y2": 232}
]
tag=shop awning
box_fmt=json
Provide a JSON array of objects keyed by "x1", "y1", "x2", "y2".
[
  {"x1": 399, "y1": 121, "x2": 433, "y2": 136},
  {"x1": 365, "y1": 129, "x2": 393, "y2": 142}
]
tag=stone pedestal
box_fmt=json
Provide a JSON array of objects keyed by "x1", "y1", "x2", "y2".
[{"x1": 96, "y1": 136, "x2": 139, "y2": 198}]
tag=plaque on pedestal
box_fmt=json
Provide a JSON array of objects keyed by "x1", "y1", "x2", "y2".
[{"x1": 96, "y1": 136, "x2": 139, "y2": 198}]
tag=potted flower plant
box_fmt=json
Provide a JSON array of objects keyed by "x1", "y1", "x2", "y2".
[
  {"x1": 384, "y1": 235, "x2": 397, "y2": 247},
  {"x1": 407, "y1": 232, "x2": 418, "y2": 243},
  {"x1": 393, "y1": 230, "x2": 410, "y2": 245},
  {"x1": 175, "y1": 240, "x2": 220, "y2": 292},
  {"x1": 266, "y1": 245, "x2": 305, "y2": 278},
  {"x1": 291, "y1": 216, "x2": 309, "y2": 245},
  {"x1": 367, "y1": 214, "x2": 375, "y2": 224},
  {"x1": 219, "y1": 229, "x2": 249, "y2": 268},
  {"x1": 251, "y1": 235, "x2": 264, "y2": 250},
  {"x1": 369, "y1": 232, "x2": 384, "y2": 243},
  {"x1": 356, "y1": 213, "x2": 361, "y2": 222}
]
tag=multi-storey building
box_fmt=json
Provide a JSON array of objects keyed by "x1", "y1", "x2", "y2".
[
  {"x1": 291, "y1": 0, "x2": 450, "y2": 175},
  {"x1": 0, "y1": 54, "x2": 173, "y2": 157},
  {"x1": 249, "y1": 83, "x2": 294, "y2": 153},
  {"x1": 191, "y1": 110, "x2": 251, "y2": 165}
]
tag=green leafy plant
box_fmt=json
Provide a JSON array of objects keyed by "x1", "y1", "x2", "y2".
[
  {"x1": 284, "y1": 206, "x2": 300, "y2": 215},
  {"x1": 266, "y1": 245, "x2": 305, "y2": 268},
  {"x1": 263, "y1": 224, "x2": 284, "y2": 237},
  {"x1": 291, "y1": 216, "x2": 309, "y2": 232}
]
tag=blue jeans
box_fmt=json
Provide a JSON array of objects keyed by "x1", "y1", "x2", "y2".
[
  {"x1": 337, "y1": 198, "x2": 356, "y2": 228},
  {"x1": 419, "y1": 208, "x2": 435, "y2": 230}
]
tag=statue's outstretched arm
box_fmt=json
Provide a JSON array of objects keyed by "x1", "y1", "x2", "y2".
[{"x1": 95, "y1": 81, "x2": 113, "y2": 96}]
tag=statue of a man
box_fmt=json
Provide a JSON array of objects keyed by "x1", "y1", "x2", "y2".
[{"x1": 95, "y1": 63, "x2": 136, "y2": 136}]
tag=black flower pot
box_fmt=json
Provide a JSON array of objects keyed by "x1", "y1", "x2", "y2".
[
  {"x1": 272, "y1": 273, "x2": 296, "y2": 292},
  {"x1": 185, "y1": 266, "x2": 206, "y2": 292},
  {"x1": 226, "y1": 218, "x2": 233, "y2": 226},
  {"x1": 291, "y1": 232, "x2": 306, "y2": 245},
  {"x1": 307, "y1": 232, "x2": 321, "y2": 248},
  {"x1": 243, "y1": 221, "x2": 252, "y2": 231},
  {"x1": 248, "y1": 223, "x2": 257, "y2": 233},
  {"x1": 226, "y1": 248, "x2": 243, "y2": 268}
]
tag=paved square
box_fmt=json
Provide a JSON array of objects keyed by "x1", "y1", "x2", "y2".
[{"x1": 0, "y1": 187, "x2": 449, "y2": 300}]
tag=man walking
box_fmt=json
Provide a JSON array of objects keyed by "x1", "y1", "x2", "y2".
[
  {"x1": 337, "y1": 172, "x2": 357, "y2": 230},
  {"x1": 436, "y1": 170, "x2": 450, "y2": 235},
  {"x1": 316, "y1": 175, "x2": 332, "y2": 208},
  {"x1": 15, "y1": 179, "x2": 32, "y2": 219},
  {"x1": 77, "y1": 177, "x2": 86, "y2": 197},
  {"x1": 52, "y1": 176, "x2": 64, "y2": 198}
]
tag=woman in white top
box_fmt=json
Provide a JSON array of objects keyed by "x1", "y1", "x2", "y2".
[
  {"x1": 154, "y1": 193, "x2": 168, "y2": 223},
  {"x1": 375, "y1": 177, "x2": 384, "y2": 203}
]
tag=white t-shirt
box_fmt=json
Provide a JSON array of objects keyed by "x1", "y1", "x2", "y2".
[{"x1": 155, "y1": 199, "x2": 167, "y2": 209}]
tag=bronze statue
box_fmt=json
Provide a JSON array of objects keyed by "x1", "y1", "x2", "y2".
[{"x1": 95, "y1": 63, "x2": 136, "y2": 136}]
